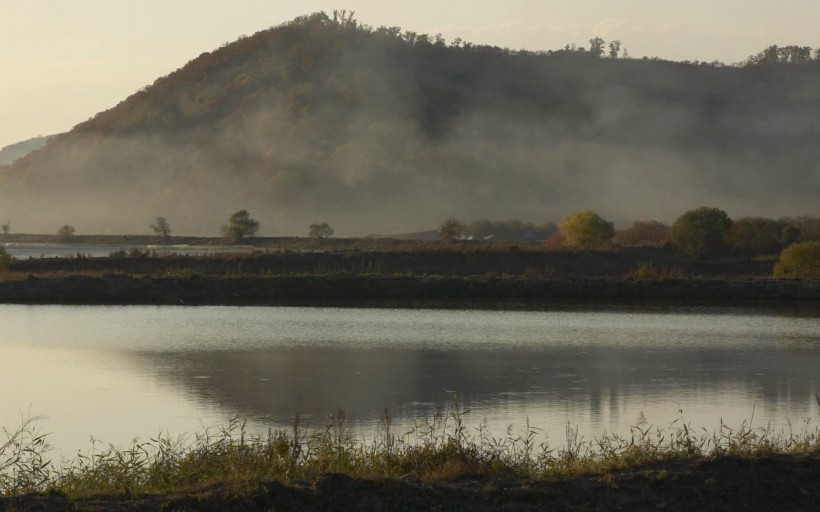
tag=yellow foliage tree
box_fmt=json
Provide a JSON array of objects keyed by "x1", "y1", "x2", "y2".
[
  {"x1": 773, "y1": 242, "x2": 820, "y2": 279},
  {"x1": 560, "y1": 209, "x2": 614, "y2": 248}
]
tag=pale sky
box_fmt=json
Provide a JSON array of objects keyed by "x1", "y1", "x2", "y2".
[{"x1": 2, "y1": 0, "x2": 819, "y2": 149}]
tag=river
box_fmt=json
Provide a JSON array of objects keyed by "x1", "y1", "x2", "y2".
[{"x1": 1, "y1": 304, "x2": 818, "y2": 457}]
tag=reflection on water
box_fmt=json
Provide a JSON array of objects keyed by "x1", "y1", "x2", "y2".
[{"x1": 0, "y1": 305, "x2": 818, "y2": 455}]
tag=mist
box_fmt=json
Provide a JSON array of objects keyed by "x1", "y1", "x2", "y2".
[{"x1": 1, "y1": 13, "x2": 819, "y2": 236}]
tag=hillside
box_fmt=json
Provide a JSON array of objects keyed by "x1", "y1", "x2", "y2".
[
  {"x1": 0, "y1": 135, "x2": 52, "y2": 166},
  {"x1": 2, "y1": 12, "x2": 820, "y2": 236}
]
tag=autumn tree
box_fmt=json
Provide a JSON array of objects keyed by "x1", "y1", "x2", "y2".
[
  {"x1": 150, "y1": 216, "x2": 172, "y2": 239},
  {"x1": 773, "y1": 242, "x2": 820, "y2": 279},
  {"x1": 670, "y1": 207, "x2": 732, "y2": 258},
  {"x1": 221, "y1": 210, "x2": 260, "y2": 244},
  {"x1": 561, "y1": 209, "x2": 614, "y2": 248},
  {"x1": 438, "y1": 217, "x2": 464, "y2": 242},
  {"x1": 614, "y1": 220, "x2": 671, "y2": 247},
  {"x1": 308, "y1": 222, "x2": 334, "y2": 241},
  {"x1": 726, "y1": 217, "x2": 781, "y2": 255}
]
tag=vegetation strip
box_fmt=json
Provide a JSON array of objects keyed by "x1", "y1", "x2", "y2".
[
  {"x1": 0, "y1": 274, "x2": 819, "y2": 305},
  {"x1": 1, "y1": 406, "x2": 819, "y2": 509}
]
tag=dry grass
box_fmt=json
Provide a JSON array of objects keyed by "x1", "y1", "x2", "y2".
[{"x1": 2, "y1": 401, "x2": 819, "y2": 499}]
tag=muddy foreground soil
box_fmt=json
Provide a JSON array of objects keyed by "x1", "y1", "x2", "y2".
[{"x1": 2, "y1": 454, "x2": 818, "y2": 511}]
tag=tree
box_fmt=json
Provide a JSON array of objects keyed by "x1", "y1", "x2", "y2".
[
  {"x1": 670, "y1": 207, "x2": 732, "y2": 258},
  {"x1": 57, "y1": 225, "x2": 76, "y2": 241},
  {"x1": 1, "y1": 221, "x2": 9, "y2": 236},
  {"x1": 560, "y1": 209, "x2": 614, "y2": 248},
  {"x1": 308, "y1": 222, "x2": 334, "y2": 241},
  {"x1": 221, "y1": 210, "x2": 260, "y2": 244},
  {"x1": 773, "y1": 242, "x2": 820, "y2": 279},
  {"x1": 589, "y1": 37, "x2": 606, "y2": 58},
  {"x1": 608, "y1": 40, "x2": 621, "y2": 58},
  {"x1": 150, "y1": 216, "x2": 172, "y2": 239},
  {"x1": 726, "y1": 217, "x2": 781, "y2": 255},
  {"x1": 438, "y1": 217, "x2": 463, "y2": 242},
  {"x1": 614, "y1": 220, "x2": 671, "y2": 248}
]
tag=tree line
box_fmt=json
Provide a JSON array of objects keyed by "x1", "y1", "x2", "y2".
[{"x1": 439, "y1": 208, "x2": 820, "y2": 258}]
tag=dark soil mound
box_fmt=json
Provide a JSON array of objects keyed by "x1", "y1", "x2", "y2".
[{"x1": 2, "y1": 454, "x2": 818, "y2": 511}]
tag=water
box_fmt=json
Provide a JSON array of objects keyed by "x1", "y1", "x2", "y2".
[
  {"x1": 1, "y1": 243, "x2": 255, "y2": 258},
  {"x1": 1, "y1": 304, "x2": 819, "y2": 457}
]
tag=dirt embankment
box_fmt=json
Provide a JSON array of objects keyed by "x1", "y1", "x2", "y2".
[
  {"x1": 1, "y1": 454, "x2": 818, "y2": 511},
  {"x1": 1, "y1": 274, "x2": 819, "y2": 306}
]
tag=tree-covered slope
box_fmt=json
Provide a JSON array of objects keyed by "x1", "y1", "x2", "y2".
[
  {"x1": 0, "y1": 135, "x2": 52, "y2": 166},
  {"x1": 2, "y1": 12, "x2": 819, "y2": 235}
]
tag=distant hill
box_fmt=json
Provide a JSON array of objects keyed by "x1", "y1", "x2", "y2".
[
  {"x1": 0, "y1": 135, "x2": 52, "y2": 166},
  {"x1": 2, "y1": 12, "x2": 820, "y2": 236}
]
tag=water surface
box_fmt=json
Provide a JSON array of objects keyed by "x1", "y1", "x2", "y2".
[{"x1": 1, "y1": 304, "x2": 818, "y2": 456}]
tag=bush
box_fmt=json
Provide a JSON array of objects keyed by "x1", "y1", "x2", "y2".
[
  {"x1": 57, "y1": 225, "x2": 76, "y2": 241},
  {"x1": 671, "y1": 207, "x2": 732, "y2": 258},
  {"x1": 221, "y1": 210, "x2": 260, "y2": 244},
  {"x1": 727, "y1": 217, "x2": 782, "y2": 255},
  {"x1": 773, "y1": 242, "x2": 820, "y2": 279},
  {"x1": 0, "y1": 247, "x2": 10, "y2": 271},
  {"x1": 560, "y1": 209, "x2": 614, "y2": 248},
  {"x1": 614, "y1": 220, "x2": 671, "y2": 248},
  {"x1": 438, "y1": 217, "x2": 463, "y2": 242}
]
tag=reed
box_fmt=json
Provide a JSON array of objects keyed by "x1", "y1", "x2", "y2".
[{"x1": 1, "y1": 402, "x2": 818, "y2": 498}]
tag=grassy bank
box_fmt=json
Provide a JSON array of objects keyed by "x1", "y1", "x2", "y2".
[
  {"x1": 1, "y1": 243, "x2": 817, "y2": 305},
  {"x1": 1, "y1": 406, "x2": 819, "y2": 510}
]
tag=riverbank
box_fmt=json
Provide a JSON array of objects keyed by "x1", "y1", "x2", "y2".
[
  {"x1": 1, "y1": 409, "x2": 819, "y2": 511},
  {"x1": 2, "y1": 454, "x2": 819, "y2": 511},
  {"x1": 0, "y1": 274, "x2": 819, "y2": 305}
]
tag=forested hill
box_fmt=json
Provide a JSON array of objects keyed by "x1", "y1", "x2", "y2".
[
  {"x1": 0, "y1": 136, "x2": 51, "y2": 166},
  {"x1": 2, "y1": 12, "x2": 820, "y2": 236}
]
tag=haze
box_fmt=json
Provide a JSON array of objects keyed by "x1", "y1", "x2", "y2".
[{"x1": 3, "y1": 0, "x2": 820, "y2": 149}]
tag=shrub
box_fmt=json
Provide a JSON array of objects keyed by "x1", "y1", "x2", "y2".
[
  {"x1": 0, "y1": 247, "x2": 10, "y2": 271},
  {"x1": 221, "y1": 210, "x2": 260, "y2": 244},
  {"x1": 727, "y1": 217, "x2": 782, "y2": 255},
  {"x1": 773, "y1": 242, "x2": 820, "y2": 279},
  {"x1": 560, "y1": 209, "x2": 614, "y2": 248},
  {"x1": 57, "y1": 225, "x2": 76, "y2": 241},
  {"x1": 308, "y1": 222, "x2": 334, "y2": 241},
  {"x1": 614, "y1": 220, "x2": 671, "y2": 248},
  {"x1": 671, "y1": 207, "x2": 732, "y2": 258},
  {"x1": 438, "y1": 217, "x2": 463, "y2": 242}
]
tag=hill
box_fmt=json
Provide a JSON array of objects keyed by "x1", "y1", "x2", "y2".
[
  {"x1": 0, "y1": 135, "x2": 52, "y2": 166},
  {"x1": 2, "y1": 12, "x2": 820, "y2": 236}
]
